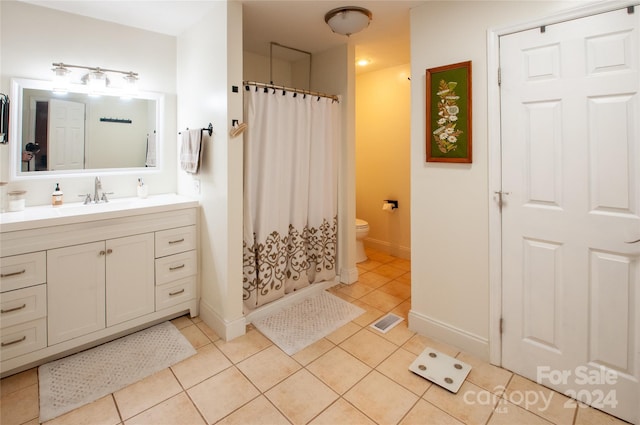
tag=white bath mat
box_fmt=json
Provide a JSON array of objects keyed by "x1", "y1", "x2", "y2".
[
  {"x1": 252, "y1": 291, "x2": 365, "y2": 355},
  {"x1": 409, "y1": 347, "x2": 472, "y2": 393},
  {"x1": 38, "y1": 321, "x2": 196, "y2": 422}
]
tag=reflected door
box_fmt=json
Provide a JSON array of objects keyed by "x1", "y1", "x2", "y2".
[{"x1": 47, "y1": 98, "x2": 85, "y2": 171}]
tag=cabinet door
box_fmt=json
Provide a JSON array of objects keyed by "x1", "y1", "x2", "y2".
[
  {"x1": 106, "y1": 233, "x2": 155, "y2": 326},
  {"x1": 48, "y1": 241, "x2": 106, "y2": 345}
]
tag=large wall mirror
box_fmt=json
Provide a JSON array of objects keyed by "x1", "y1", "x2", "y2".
[{"x1": 10, "y1": 78, "x2": 163, "y2": 178}]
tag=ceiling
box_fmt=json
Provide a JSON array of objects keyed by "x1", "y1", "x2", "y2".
[{"x1": 21, "y1": 0, "x2": 425, "y2": 74}]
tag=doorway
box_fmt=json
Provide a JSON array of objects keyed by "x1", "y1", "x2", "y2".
[{"x1": 490, "y1": 4, "x2": 639, "y2": 423}]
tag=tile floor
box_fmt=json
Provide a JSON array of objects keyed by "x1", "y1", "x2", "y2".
[{"x1": 0, "y1": 248, "x2": 630, "y2": 425}]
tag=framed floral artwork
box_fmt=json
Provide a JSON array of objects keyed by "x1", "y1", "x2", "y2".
[{"x1": 426, "y1": 61, "x2": 472, "y2": 163}]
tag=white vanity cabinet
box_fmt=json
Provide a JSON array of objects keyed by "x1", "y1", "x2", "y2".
[
  {"x1": 0, "y1": 195, "x2": 199, "y2": 376},
  {"x1": 47, "y1": 233, "x2": 155, "y2": 345}
]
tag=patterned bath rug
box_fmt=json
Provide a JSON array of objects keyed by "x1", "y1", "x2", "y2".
[
  {"x1": 252, "y1": 291, "x2": 365, "y2": 355},
  {"x1": 38, "y1": 321, "x2": 196, "y2": 422}
]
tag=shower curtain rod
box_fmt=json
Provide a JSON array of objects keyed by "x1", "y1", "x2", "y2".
[{"x1": 243, "y1": 81, "x2": 339, "y2": 102}]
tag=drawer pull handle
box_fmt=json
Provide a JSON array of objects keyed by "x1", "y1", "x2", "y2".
[
  {"x1": 168, "y1": 238, "x2": 185, "y2": 245},
  {"x1": 1, "y1": 336, "x2": 26, "y2": 347},
  {"x1": 0, "y1": 269, "x2": 27, "y2": 278},
  {"x1": 1, "y1": 304, "x2": 27, "y2": 314},
  {"x1": 169, "y1": 289, "x2": 185, "y2": 296},
  {"x1": 169, "y1": 264, "x2": 185, "y2": 271}
]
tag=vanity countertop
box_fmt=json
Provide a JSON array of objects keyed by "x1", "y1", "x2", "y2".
[{"x1": 0, "y1": 194, "x2": 199, "y2": 233}]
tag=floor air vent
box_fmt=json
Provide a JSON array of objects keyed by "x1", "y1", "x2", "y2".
[{"x1": 370, "y1": 313, "x2": 404, "y2": 333}]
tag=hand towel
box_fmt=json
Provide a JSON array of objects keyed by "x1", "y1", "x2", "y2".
[
  {"x1": 180, "y1": 128, "x2": 202, "y2": 174},
  {"x1": 145, "y1": 132, "x2": 156, "y2": 167}
]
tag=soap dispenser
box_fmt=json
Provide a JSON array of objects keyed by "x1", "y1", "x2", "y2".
[
  {"x1": 52, "y1": 183, "x2": 63, "y2": 207},
  {"x1": 137, "y1": 178, "x2": 148, "y2": 199}
]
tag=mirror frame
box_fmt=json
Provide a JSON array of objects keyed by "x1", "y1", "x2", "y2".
[{"x1": 9, "y1": 77, "x2": 164, "y2": 180}]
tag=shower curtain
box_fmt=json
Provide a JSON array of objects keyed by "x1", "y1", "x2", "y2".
[{"x1": 242, "y1": 87, "x2": 340, "y2": 309}]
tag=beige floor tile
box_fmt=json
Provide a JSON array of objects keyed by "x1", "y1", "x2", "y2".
[
  {"x1": 505, "y1": 374, "x2": 575, "y2": 425},
  {"x1": 291, "y1": 337, "x2": 334, "y2": 366},
  {"x1": 236, "y1": 345, "x2": 301, "y2": 392},
  {"x1": 340, "y1": 328, "x2": 398, "y2": 368},
  {"x1": 195, "y1": 320, "x2": 220, "y2": 342},
  {"x1": 357, "y1": 258, "x2": 384, "y2": 271},
  {"x1": 424, "y1": 380, "x2": 497, "y2": 425},
  {"x1": 378, "y1": 279, "x2": 412, "y2": 300},
  {"x1": 400, "y1": 399, "x2": 464, "y2": 425},
  {"x1": 191, "y1": 316, "x2": 203, "y2": 324},
  {"x1": 389, "y1": 258, "x2": 412, "y2": 272},
  {"x1": 357, "y1": 271, "x2": 393, "y2": 289},
  {"x1": 325, "y1": 321, "x2": 361, "y2": 345},
  {"x1": 171, "y1": 316, "x2": 194, "y2": 329},
  {"x1": 44, "y1": 395, "x2": 121, "y2": 425},
  {"x1": 392, "y1": 299, "x2": 412, "y2": 319},
  {"x1": 0, "y1": 368, "x2": 38, "y2": 397},
  {"x1": 113, "y1": 368, "x2": 182, "y2": 420},
  {"x1": 344, "y1": 370, "x2": 418, "y2": 425},
  {"x1": 488, "y1": 399, "x2": 553, "y2": 424},
  {"x1": 456, "y1": 351, "x2": 512, "y2": 394},
  {"x1": 171, "y1": 344, "x2": 232, "y2": 389},
  {"x1": 124, "y1": 392, "x2": 205, "y2": 425},
  {"x1": 309, "y1": 398, "x2": 376, "y2": 425},
  {"x1": 575, "y1": 403, "x2": 630, "y2": 425},
  {"x1": 307, "y1": 347, "x2": 371, "y2": 394},
  {"x1": 214, "y1": 328, "x2": 272, "y2": 363},
  {"x1": 188, "y1": 366, "x2": 260, "y2": 424},
  {"x1": 179, "y1": 324, "x2": 211, "y2": 349},
  {"x1": 376, "y1": 320, "x2": 415, "y2": 346},
  {"x1": 351, "y1": 299, "x2": 386, "y2": 327},
  {"x1": 265, "y1": 369, "x2": 338, "y2": 425},
  {"x1": 402, "y1": 334, "x2": 460, "y2": 358},
  {"x1": 0, "y1": 383, "x2": 39, "y2": 425},
  {"x1": 331, "y1": 291, "x2": 356, "y2": 303},
  {"x1": 366, "y1": 250, "x2": 396, "y2": 264},
  {"x1": 215, "y1": 395, "x2": 290, "y2": 425},
  {"x1": 376, "y1": 348, "x2": 431, "y2": 396},
  {"x1": 359, "y1": 290, "x2": 405, "y2": 312},
  {"x1": 337, "y1": 282, "x2": 375, "y2": 299},
  {"x1": 372, "y1": 264, "x2": 407, "y2": 280},
  {"x1": 395, "y1": 272, "x2": 411, "y2": 285}
]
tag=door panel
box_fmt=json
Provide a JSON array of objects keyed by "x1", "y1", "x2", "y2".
[{"x1": 500, "y1": 7, "x2": 639, "y2": 423}]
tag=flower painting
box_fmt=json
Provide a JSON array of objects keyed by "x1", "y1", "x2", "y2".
[{"x1": 426, "y1": 61, "x2": 472, "y2": 163}]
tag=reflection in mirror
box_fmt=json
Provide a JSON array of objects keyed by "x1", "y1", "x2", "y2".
[{"x1": 11, "y1": 78, "x2": 162, "y2": 177}]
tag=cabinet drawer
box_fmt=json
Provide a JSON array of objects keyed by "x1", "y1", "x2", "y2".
[
  {"x1": 0, "y1": 318, "x2": 47, "y2": 360},
  {"x1": 0, "y1": 252, "x2": 46, "y2": 292},
  {"x1": 156, "y1": 276, "x2": 196, "y2": 311},
  {"x1": 155, "y1": 226, "x2": 196, "y2": 258},
  {"x1": 0, "y1": 284, "x2": 46, "y2": 329},
  {"x1": 155, "y1": 250, "x2": 197, "y2": 285}
]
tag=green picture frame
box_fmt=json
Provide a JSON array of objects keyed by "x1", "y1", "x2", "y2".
[{"x1": 426, "y1": 61, "x2": 472, "y2": 163}]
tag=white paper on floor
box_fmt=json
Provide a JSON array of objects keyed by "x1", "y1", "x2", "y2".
[{"x1": 409, "y1": 347, "x2": 472, "y2": 393}]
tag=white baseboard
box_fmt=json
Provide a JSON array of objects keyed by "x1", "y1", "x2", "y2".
[
  {"x1": 199, "y1": 299, "x2": 246, "y2": 342},
  {"x1": 408, "y1": 309, "x2": 489, "y2": 361},
  {"x1": 340, "y1": 267, "x2": 359, "y2": 284},
  {"x1": 364, "y1": 237, "x2": 411, "y2": 260}
]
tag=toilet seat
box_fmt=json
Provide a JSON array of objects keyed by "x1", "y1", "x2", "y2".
[{"x1": 356, "y1": 218, "x2": 369, "y2": 229}]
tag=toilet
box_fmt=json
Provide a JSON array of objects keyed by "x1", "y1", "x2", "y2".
[{"x1": 355, "y1": 218, "x2": 370, "y2": 263}]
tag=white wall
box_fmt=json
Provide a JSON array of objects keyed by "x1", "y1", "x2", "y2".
[
  {"x1": 177, "y1": 2, "x2": 245, "y2": 340},
  {"x1": 356, "y1": 64, "x2": 411, "y2": 258},
  {"x1": 0, "y1": 1, "x2": 177, "y2": 204},
  {"x1": 243, "y1": 52, "x2": 293, "y2": 85},
  {"x1": 409, "y1": 1, "x2": 574, "y2": 360}
]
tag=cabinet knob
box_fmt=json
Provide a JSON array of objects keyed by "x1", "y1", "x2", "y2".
[
  {"x1": 99, "y1": 250, "x2": 106, "y2": 256},
  {"x1": 106, "y1": 249, "x2": 113, "y2": 254}
]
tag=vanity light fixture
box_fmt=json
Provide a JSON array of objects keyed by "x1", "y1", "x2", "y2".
[
  {"x1": 51, "y1": 62, "x2": 139, "y2": 98},
  {"x1": 324, "y1": 6, "x2": 372, "y2": 36}
]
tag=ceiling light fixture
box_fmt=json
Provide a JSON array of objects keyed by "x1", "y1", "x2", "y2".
[
  {"x1": 324, "y1": 6, "x2": 372, "y2": 36},
  {"x1": 51, "y1": 62, "x2": 139, "y2": 98}
]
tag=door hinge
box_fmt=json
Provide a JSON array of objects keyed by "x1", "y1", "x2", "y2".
[
  {"x1": 498, "y1": 67, "x2": 502, "y2": 86},
  {"x1": 628, "y1": 5, "x2": 634, "y2": 14},
  {"x1": 499, "y1": 317, "x2": 504, "y2": 334}
]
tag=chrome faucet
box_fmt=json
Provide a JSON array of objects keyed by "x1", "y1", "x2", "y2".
[{"x1": 94, "y1": 177, "x2": 102, "y2": 203}]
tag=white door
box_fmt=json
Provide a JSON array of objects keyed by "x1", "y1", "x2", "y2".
[
  {"x1": 105, "y1": 233, "x2": 155, "y2": 326},
  {"x1": 500, "y1": 7, "x2": 639, "y2": 423},
  {"x1": 48, "y1": 98, "x2": 85, "y2": 170},
  {"x1": 47, "y1": 241, "x2": 106, "y2": 345}
]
